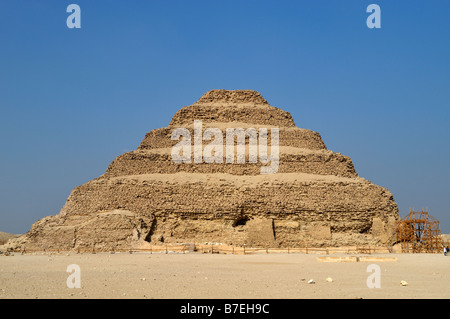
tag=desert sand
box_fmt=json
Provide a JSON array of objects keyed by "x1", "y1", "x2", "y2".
[{"x1": 0, "y1": 252, "x2": 449, "y2": 299}]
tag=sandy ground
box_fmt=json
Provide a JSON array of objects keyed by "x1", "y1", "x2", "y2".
[{"x1": 0, "y1": 252, "x2": 449, "y2": 299}]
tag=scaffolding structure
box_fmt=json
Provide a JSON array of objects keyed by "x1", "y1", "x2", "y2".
[{"x1": 395, "y1": 209, "x2": 443, "y2": 253}]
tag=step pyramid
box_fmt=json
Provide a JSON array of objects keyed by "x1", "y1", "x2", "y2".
[{"x1": 9, "y1": 90, "x2": 399, "y2": 251}]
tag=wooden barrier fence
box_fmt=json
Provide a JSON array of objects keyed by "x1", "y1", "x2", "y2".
[{"x1": 2, "y1": 244, "x2": 399, "y2": 255}]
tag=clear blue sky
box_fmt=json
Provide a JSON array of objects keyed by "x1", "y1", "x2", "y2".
[{"x1": 0, "y1": 1, "x2": 449, "y2": 234}]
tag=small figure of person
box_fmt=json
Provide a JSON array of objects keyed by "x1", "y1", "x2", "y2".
[{"x1": 445, "y1": 246, "x2": 449, "y2": 256}]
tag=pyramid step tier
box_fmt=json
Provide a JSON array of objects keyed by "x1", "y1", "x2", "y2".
[
  {"x1": 169, "y1": 103, "x2": 296, "y2": 128},
  {"x1": 139, "y1": 126, "x2": 327, "y2": 151},
  {"x1": 62, "y1": 172, "x2": 394, "y2": 219},
  {"x1": 45, "y1": 172, "x2": 398, "y2": 249},
  {"x1": 104, "y1": 148, "x2": 357, "y2": 178}
]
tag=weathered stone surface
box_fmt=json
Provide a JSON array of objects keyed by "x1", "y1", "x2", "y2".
[
  {"x1": 105, "y1": 149, "x2": 357, "y2": 178},
  {"x1": 6, "y1": 90, "x2": 399, "y2": 251},
  {"x1": 138, "y1": 126, "x2": 326, "y2": 151}
]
